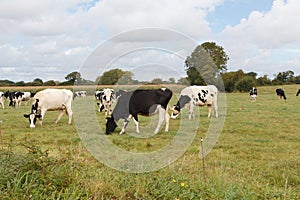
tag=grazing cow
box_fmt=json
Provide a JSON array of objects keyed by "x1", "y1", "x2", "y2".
[
  {"x1": 95, "y1": 88, "x2": 116, "y2": 115},
  {"x1": 21, "y1": 92, "x2": 35, "y2": 105},
  {"x1": 0, "y1": 92, "x2": 5, "y2": 109},
  {"x1": 249, "y1": 87, "x2": 258, "y2": 102},
  {"x1": 74, "y1": 91, "x2": 87, "y2": 99},
  {"x1": 106, "y1": 88, "x2": 173, "y2": 134},
  {"x1": 296, "y1": 89, "x2": 300, "y2": 96},
  {"x1": 276, "y1": 88, "x2": 287, "y2": 100},
  {"x1": 171, "y1": 85, "x2": 218, "y2": 119},
  {"x1": 23, "y1": 89, "x2": 73, "y2": 128}
]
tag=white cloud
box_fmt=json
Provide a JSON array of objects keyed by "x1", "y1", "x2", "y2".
[{"x1": 220, "y1": 0, "x2": 300, "y2": 76}]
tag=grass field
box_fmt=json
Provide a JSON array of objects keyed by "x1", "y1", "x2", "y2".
[{"x1": 0, "y1": 84, "x2": 299, "y2": 199}]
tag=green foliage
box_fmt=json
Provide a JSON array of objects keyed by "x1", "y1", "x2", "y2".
[
  {"x1": 185, "y1": 42, "x2": 229, "y2": 86},
  {"x1": 151, "y1": 78, "x2": 163, "y2": 84},
  {"x1": 201, "y1": 41, "x2": 229, "y2": 72},
  {"x1": 43, "y1": 80, "x2": 57, "y2": 86},
  {"x1": 65, "y1": 71, "x2": 82, "y2": 83},
  {"x1": 0, "y1": 79, "x2": 15, "y2": 86},
  {"x1": 235, "y1": 76, "x2": 256, "y2": 92},
  {"x1": 96, "y1": 68, "x2": 134, "y2": 85}
]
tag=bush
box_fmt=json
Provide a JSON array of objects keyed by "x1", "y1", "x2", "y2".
[{"x1": 235, "y1": 76, "x2": 256, "y2": 92}]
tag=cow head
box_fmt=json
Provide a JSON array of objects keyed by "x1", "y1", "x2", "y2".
[
  {"x1": 102, "y1": 88, "x2": 115, "y2": 106},
  {"x1": 171, "y1": 105, "x2": 180, "y2": 119},
  {"x1": 105, "y1": 116, "x2": 117, "y2": 134},
  {"x1": 23, "y1": 99, "x2": 41, "y2": 128},
  {"x1": 171, "y1": 95, "x2": 191, "y2": 119}
]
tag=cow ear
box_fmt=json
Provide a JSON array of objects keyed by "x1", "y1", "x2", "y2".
[
  {"x1": 24, "y1": 114, "x2": 29, "y2": 118},
  {"x1": 36, "y1": 114, "x2": 42, "y2": 119}
]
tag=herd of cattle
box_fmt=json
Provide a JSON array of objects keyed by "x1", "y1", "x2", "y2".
[{"x1": 0, "y1": 86, "x2": 299, "y2": 134}]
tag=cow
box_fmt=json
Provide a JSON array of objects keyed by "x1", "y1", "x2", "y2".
[
  {"x1": 95, "y1": 88, "x2": 116, "y2": 115},
  {"x1": 0, "y1": 92, "x2": 5, "y2": 109},
  {"x1": 74, "y1": 91, "x2": 87, "y2": 99},
  {"x1": 171, "y1": 85, "x2": 218, "y2": 119},
  {"x1": 23, "y1": 89, "x2": 73, "y2": 128},
  {"x1": 296, "y1": 89, "x2": 300, "y2": 96},
  {"x1": 105, "y1": 88, "x2": 173, "y2": 135},
  {"x1": 4, "y1": 91, "x2": 16, "y2": 107},
  {"x1": 21, "y1": 92, "x2": 36, "y2": 105},
  {"x1": 276, "y1": 88, "x2": 287, "y2": 100},
  {"x1": 249, "y1": 87, "x2": 258, "y2": 102}
]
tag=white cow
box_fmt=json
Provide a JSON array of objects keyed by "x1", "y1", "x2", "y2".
[
  {"x1": 0, "y1": 92, "x2": 5, "y2": 109},
  {"x1": 171, "y1": 85, "x2": 218, "y2": 119},
  {"x1": 23, "y1": 89, "x2": 73, "y2": 128}
]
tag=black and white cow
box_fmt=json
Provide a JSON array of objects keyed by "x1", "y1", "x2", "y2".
[
  {"x1": 249, "y1": 87, "x2": 258, "y2": 102},
  {"x1": 0, "y1": 91, "x2": 5, "y2": 109},
  {"x1": 296, "y1": 89, "x2": 300, "y2": 96},
  {"x1": 21, "y1": 92, "x2": 36, "y2": 105},
  {"x1": 23, "y1": 89, "x2": 73, "y2": 128},
  {"x1": 74, "y1": 91, "x2": 87, "y2": 99},
  {"x1": 171, "y1": 85, "x2": 218, "y2": 119},
  {"x1": 105, "y1": 88, "x2": 173, "y2": 134},
  {"x1": 95, "y1": 88, "x2": 116, "y2": 115},
  {"x1": 276, "y1": 88, "x2": 287, "y2": 100}
]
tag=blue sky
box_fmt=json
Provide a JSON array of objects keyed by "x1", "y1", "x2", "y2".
[
  {"x1": 0, "y1": 0, "x2": 299, "y2": 82},
  {"x1": 208, "y1": 0, "x2": 274, "y2": 33}
]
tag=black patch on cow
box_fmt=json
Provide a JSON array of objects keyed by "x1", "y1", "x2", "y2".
[
  {"x1": 174, "y1": 95, "x2": 191, "y2": 111},
  {"x1": 198, "y1": 91, "x2": 208, "y2": 104}
]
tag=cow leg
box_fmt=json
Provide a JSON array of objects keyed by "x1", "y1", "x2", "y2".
[
  {"x1": 55, "y1": 110, "x2": 65, "y2": 124},
  {"x1": 132, "y1": 115, "x2": 140, "y2": 133},
  {"x1": 154, "y1": 106, "x2": 165, "y2": 134},
  {"x1": 207, "y1": 105, "x2": 212, "y2": 118},
  {"x1": 189, "y1": 103, "x2": 195, "y2": 119},
  {"x1": 120, "y1": 115, "x2": 132, "y2": 134},
  {"x1": 39, "y1": 109, "x2": 47, "y2": 126},
  {"x1": 164, "y1": 109, "x2": 170, "y2": 132},
  {"x1": 214, "y1": 100, "x2": 218, "y2": 118},
  {"x1": 66, "y1": 106, "x2": 73, "y2": 125}
]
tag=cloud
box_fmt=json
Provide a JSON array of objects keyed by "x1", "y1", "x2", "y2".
[{"x1": 220, "y1": 0, "x2": 300, "y2": 76}]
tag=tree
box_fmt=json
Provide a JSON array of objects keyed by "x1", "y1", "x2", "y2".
[
  {"x1": 96, "y1": 69, "x2": 134, "y2": 85},
  {"x1": 221, "y1": 70, "x2": 245, "y2": 92},
  {"x1": 44, "y1": 80, "x2": 57, "y2": 86},
  {"x1": 235, "y1": 76, "x2": 256, "y2": 92},
  {"x1": 257, "y1": 75, "x2": 271, "y2": 86},
  {"x1": 151, "y1": 78, "x2": 163, "y2": 84},
  {"x1": 185, "y1": 42, "x2": 229, "y2": 85},
  {"x1": 65, "y1": 71, "x2": 82, "y2": 84},
  {"x1": 272, "y1": 70, "x2": 294, "y2": 84},
  {"x1": 200, "y1": 42, "x2": 229, "y2": 72}
]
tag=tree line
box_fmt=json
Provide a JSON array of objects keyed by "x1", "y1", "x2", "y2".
[{"x1": 1, "y1": 42, "x2": 299, "y2": 92}]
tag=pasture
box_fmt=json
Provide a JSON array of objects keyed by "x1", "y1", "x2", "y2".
[{"x1": 0, "y1": 85, "x2": 299, "y2": 199}]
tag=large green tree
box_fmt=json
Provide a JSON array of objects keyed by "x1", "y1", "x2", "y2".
[
  {"x1": 96, "y1": 68, "x2": 134, "y2": 85},
  {"x1": 185, "y1": 42, "x2": 229, "y2": 85}
]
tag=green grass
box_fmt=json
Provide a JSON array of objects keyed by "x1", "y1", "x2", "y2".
[{"x1": 0, "y1": 84, "x2": 299, "y2": 199}]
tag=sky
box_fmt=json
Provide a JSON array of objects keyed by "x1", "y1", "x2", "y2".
[{"x1": 0, "y1": 0, "x2": 299, "y2": 82}]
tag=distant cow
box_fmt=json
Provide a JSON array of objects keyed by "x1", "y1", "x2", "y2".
[
  {"x1": 296, "y1": 89, "x2": 300, "y2": 96},
  {"x1": 106, "y1": 88, "x2": 173, "y2": 134},
  {"x1": 4, "y1": 91, "x2": 16, "y2": 107},
  {"x1": 171, "y1": 85, "x2": 218, "y2": 119},
  {"x1": 23, "y1": 89, "x2": 73, "y2": 128},
  {"x1": 95, "y1": 88, "x2": 116, "y2": 115},
  {"x1": 276, "y1": 88, "x2": 287, "y2": 100},
  {"x1": 0, "y1": 92, "x2": 5, "y2": 109},
  {"x1": 74, "y1": 91, "x2": 87, "y2": 99},
  {"x1": 21, "y1": 92, "x2": 36, "y2": 105},
  {"x1": 249, "y1": 87, "x2": 258, "y2": 102}
]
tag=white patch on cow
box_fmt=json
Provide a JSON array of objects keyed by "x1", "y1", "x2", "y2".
[
  {"x1": 160, "y1": 88, "x2": 166, "y2": 91},
  {"x1": 0, "y1": 92, "x2": 5, "y2": 109}
]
